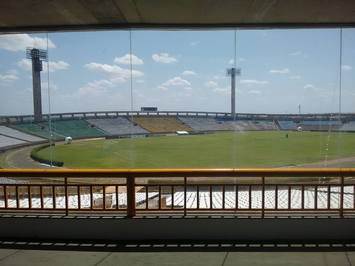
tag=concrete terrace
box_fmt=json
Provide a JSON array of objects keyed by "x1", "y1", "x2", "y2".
[{"x1": 0, "y1": 249, "x2": 355, "y2": 266}]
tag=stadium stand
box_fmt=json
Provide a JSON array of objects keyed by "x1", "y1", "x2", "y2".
[
  {"x1": 213, "y1": 119, "x2": 277, "y2": 131},
  {"x1": 11, "y1": 123, "x2": 63, "y2": 140},
  {"x1": 179, "y1": 117, "x2": 277, "y2": 132},
  {"x1": 179, "y1": 117, "x2": 226, "y2": 131},
  {"x1": 87, "y1": 117, "x2": 148, "y2": 135},
  {"x1": 299, "y1": 120, "x2": 342, "y2": 131},
  {"x1": 277, "y1": 120, "x2": 298, "y2": 130},
  {"x1": 131, "y1": 116, "x2": 192, "y2": 133},
  {"x1": 339, "y1": 121, "x2": 355, "y2": 131},
  {"x1": 0, "y1": 135, "x2": 26, "y2": 149},
  {"x1": 0, "y1": 126, "x2": 44, "y2": 142},
  {"x1": 218, "y1": 120, "x2": 278, "y2": 131},
  {"x1": 12, "y1": 120, "x2": 105, "y2": 140}
]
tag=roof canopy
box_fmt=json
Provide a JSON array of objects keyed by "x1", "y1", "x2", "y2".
[{"x1": 1, "y1": 0, "x2": 355, "y2": 32}]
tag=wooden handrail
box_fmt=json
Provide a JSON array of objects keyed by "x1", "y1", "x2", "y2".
[
  {"x1": 0, "y1": 168, "x2": 354, "y2": 217},
  {"x1": 0, "y1": 168, "x2": 355, "y2": 178}
]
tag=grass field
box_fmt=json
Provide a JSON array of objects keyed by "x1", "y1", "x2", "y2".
[{"x1": 34, "y1": 131, "x2": 355, "y2": 168}]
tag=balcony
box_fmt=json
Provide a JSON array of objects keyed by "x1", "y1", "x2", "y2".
[{"x1": 0, "y1": 168, "x2": 354, "y2": 249}]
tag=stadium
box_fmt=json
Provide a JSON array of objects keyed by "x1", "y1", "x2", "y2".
[
  {"x1": 1, "y1": 111, "x2": 355, "y2": 169},
  {"x1": 1, "y1": 110, "x2": 355, "y2": 215},
  {"x1": 2, "y1": 1, "x2": 355, "y2": 264}
]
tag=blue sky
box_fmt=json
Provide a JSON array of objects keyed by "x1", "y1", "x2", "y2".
[{"x1": 0, "y1": 29, "x2": 354, "y2": 115}]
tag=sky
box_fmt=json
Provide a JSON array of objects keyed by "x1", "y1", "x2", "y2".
[{"x1": 0, "y1": 29, "x2": 355, "y2": 116}]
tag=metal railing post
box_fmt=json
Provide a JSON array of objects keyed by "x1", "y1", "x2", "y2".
[
  {"x1": 340, "y1": 176, "x2": 344, "y2": 218},
  {"x1": 126, "y1": 176, "x2": 136, "y2": 217},
  {"x1": 184, "y1": 176, "x2": 187, "y2": 216},
  {"x1": 64, "y1": 177, "x2": 68, "y2": 216},
  {"x1": 4, "y1": 186, "x2": 7, "y2": 209},
  {"x1": 261, "y1": 176, "x2": 265, "y2": 218}
]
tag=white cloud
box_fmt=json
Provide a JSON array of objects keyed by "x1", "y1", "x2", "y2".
[
  {"x1": 289, "y1": 75, "x2": 301, "y2": 80},
  {"x1": 269, "y1": 68, "x2": 290, "y2": 74},
  {"x1": 84, "y1": 62, "x2": 144, "y2": 80},
  {"x1": 114, "y1": 54, "x2": 144, "y2": 65},
  {"x1": 182, "y1": 70, "x2": 196, "y2": 76},
  {"x1": 17, "y1": 59, "x2": 69, "y2": 72},
  {"x1": 0, "y1": 73, "x2": 18, "y2": 82},
  {"x1": 159, "y1": 76, "x2": 191, "y2": 91},
  {"x1": 48, "y1": 61, "x2": 70, "y2": 72},
  {"x1": 79, "y1": 79, "x2": 114, "y2": 95},
  {"x1": 213, "y1": 75, "x2": 225, "y2": 80},
  {"x1": 205, "y1": 81, "x2": 218, "y2": 88},
  {"x1": 152, "y1": 53, "x2": 177, "y2": 64},
  {"x1": 240, "y1": 79, "x2": 269, "y2": 85},
  {"x1": 190, "y1": 41, "x2": 199, "y2": 46},
  {"x1": 228, "y1": 58, "x2": 245, "y2": 65},
  {"x1": 6, "y1": 69, "x2": 18, "y2": 75},
  {"x1": 80, "y1": 60, "x2": 144, "y2": 96},
  {"x1": 136, "y1": 79, "x2": 145, "y2": 83},
  {"x1": 17, "y1": 59, "x2": 31, "y2": 71},
  {"x1": 304, "y1": 84, "x2": 316, "y2": 89},
  {"x1": 0, "y1": 34, "x2": 55, "y2": 52},
  {"x1": 41, "y1": 81, "x2": 58, "y2": 92},
  {"x1": 248, "y1": 89, "x2": 262, "y2": 95},
  {"x1": 342, "y1": 65, "x2": 352, "y2": 71},
  {"x1": 213, "y1": 87, "x2": 230, "y2": 94}
]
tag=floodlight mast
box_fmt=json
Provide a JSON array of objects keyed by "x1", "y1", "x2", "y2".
[
  {"x1": 227, "y1": 67, "x2": 241, "y2": 120},
  {"x1": 26, "y1": 48, "x2": 47, "y2": 122}
]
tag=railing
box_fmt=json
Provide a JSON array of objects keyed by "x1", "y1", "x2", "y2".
[
  {"x1": 2, "y1": 111, "x2": 355, "y2": 124},
  {"x1": 0, "y1": 168, "x2": 354, "y2": 218}
]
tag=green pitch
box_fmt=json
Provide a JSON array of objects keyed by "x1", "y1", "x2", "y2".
[{"x1": 35, "y1": 131, "x2": 355, "y2": 168}]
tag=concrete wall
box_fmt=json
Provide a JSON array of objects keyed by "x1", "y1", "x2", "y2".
[{"x1": 1, "y1": 216, "x2": 355, "y2": 243}]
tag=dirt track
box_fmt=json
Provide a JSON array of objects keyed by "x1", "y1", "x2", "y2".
[{"x1": 0, "y1": 145, "x2": 48, "y2": 168}]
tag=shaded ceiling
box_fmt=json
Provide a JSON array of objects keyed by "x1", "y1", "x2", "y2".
[{"x1": 1, "y1": 0, "x2": 355, "y2": 32}]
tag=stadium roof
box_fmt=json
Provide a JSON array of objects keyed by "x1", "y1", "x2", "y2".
[{"x1": 1, "y1": 0, "x2": 355, "y2": 33}]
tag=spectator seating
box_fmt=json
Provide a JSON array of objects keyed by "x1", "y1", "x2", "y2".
[
  {"x1": 299, "y1": 120, "x2": 342, "y2": 131},
  {"x1": 180, "y1": 117, "x2": 277, "y2": 132},
  {"x1": 12, "y1": 120, "x2": 105, "y2": 140},
  {"x1": 179, "y1": 117, "x2": 226, "y2": 131},
  {"x1": 0, "y1": 126, "x2": 44, "y2": 142},
  {"x1": 339, "y1": 121, "x2": 355, "y2": 132},
  {"x1": 87, "y1": 117, "x2": 148, "y2": 135},
  {"x1": 278, "y1": 120, "x2": 298, "y2": 130},
  {"x1": 213, "y1": 119, "x2": 277, "y2": 131},
  {"x1": 131, "y1": 116, "x2": 192, "y2": 133},
  {"x1": 0, "y1": 135, "x2": 26, "y2": 149}
]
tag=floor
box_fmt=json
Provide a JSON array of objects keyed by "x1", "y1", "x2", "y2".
[{"x1": 0, "y1": 249, "x2": 355, "y2": 266}]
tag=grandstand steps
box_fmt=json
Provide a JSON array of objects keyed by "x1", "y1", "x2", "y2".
[
  {"x1": 130, "y1": 116, "x2": 192, "y2": 133},
  {"x1": 0, "y1": 126, "x2": 47, "y2": 151},
  {"x1": 0, "y1": 135, "x2": 27, "y2": 150},
  {"x1": 11, "y1": 120, "x2": 105, "y2": 140},
  {"x1": 87, "y1": 117, "x2": 147, "y2": 136}
]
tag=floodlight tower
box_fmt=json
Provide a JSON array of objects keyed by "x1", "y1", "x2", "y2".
[
  {"x1": 227, "y1": 67, "x2": 241, "y2": 120},
  {"x1": 26, "y1": 48, "x2": 47, "y2": 122}
]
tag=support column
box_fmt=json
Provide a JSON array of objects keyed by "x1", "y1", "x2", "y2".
[
  {"x1": 32, "y1": 61, "x2": 42, "y2": 122},
  {"x1": 231, "y1": 70, "x2": 236, "y2": 120}
]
